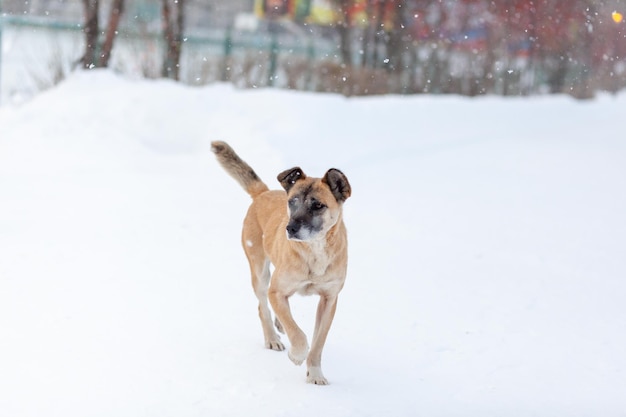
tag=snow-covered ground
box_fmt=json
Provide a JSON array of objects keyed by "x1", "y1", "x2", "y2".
[{"x1": 1, "y1": 71, "x2": 625, "y2": 417}]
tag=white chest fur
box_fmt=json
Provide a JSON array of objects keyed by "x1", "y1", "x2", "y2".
[{"x1": 303, "y1": 239, "x2": 332, "y2": 277}]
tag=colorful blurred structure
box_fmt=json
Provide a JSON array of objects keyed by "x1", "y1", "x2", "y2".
[{"x1": 0, "y1": 0, "x2": 624, "y2": 97}]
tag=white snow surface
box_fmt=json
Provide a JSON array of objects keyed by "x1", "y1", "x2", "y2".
[{"x1": 1, "y1": 71, "x2": 625, "y2": 416}]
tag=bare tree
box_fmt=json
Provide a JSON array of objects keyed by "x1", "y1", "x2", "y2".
[
  {"x1": 162, "y1": 0, "x2": 186, "y2": 80},
  {"x1": 80, "y1": 0, "x2": 125, "y2": 69},
  {"x1": 385, "y1": 0, "x2": 408, "y2": 73},
  {"x1": 360, "y1": 0, "x2": 375, "y2": 68},
  {"x1": 99, "y1": 0, "x2": 125, "y2": 68},
  {"x1": 81, "y1": 0, "x2": 99, "y2": 69},
  {"x1": 334, "y1": 0, "x2": 353, "y2": 67},
  {"x1": 358, "y1": 0, "x2": 408, "y2": 72}
]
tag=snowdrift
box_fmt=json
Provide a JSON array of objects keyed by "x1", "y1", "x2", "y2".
[{"x1": 1, "y1": 71, "x2": 625, "y2": 416}]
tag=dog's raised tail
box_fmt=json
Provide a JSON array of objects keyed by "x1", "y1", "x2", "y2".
[{"x1": 211, "y1": 141, "x2": 269, "y2": 198}]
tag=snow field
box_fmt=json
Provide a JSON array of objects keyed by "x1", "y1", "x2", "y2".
[{"x1": 1, "y1": 71, "x2": 625, "y2": 416}]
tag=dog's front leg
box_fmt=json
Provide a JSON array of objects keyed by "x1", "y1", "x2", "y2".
[
  {"x1": 268, "y1": 288, "x2": 309, "y2": 365},
  {"x1": 305, "y1": 294, "x2": 338, "y2": 385}
]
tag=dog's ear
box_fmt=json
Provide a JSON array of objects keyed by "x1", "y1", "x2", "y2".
[
  {"x1": 323, "y1": 168, "x2": 351, "y2": 202},
  {"x1": 277, "y1": 167, "x2": 306, "y2": 192}
]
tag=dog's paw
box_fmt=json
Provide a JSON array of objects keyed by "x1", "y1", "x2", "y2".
[
  {"x1": 288, "y1": 344, "x2": 308, "y2": 366},
  {"x1": 288, "y1": 350, "x2": 306, "y2": 365},
  {"x1": 306, "y1": 367, "x2": 329, "y2": 385},
  {"x1": 265, "y1": 338, "x2": 285, "y2": 351}
]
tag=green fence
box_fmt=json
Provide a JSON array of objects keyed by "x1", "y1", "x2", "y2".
[
  {"x1": 0, "y1": 14, "x2": 341, "y2": 103},
  {"x1": 2, "y1": 13, "x2": 618, "y2": 101}
]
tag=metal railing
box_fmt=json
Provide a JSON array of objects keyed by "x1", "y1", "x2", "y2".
[
  {"x1": 0, "y1": 14, "x2": 340, "y2": 103},
  {"x1": 2, "y1": 13, "x2": 620, "y2": 102}
]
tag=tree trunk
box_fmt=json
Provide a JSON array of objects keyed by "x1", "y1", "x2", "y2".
[
  {"x1": 371, "y1": 0, "x2": 385, "y2": 68},
  {"x1": 99, "y1": 0, "x2": 125, "y2": 68},
  {"x1": 335, "y1": 0, "x2": 352, "y2": 67},
  {"x1": 360, "y1": 0, "x2": 374, "y2": 68},
  {"x1": 81, "y1": 0, "x2": 99, "y2": 69},
  {"x1": 162, "y1": 0, "x2": 185, "y2": 80},
  {"x1": 386, "y1": 0, "x2": 407, "y2": 74}
]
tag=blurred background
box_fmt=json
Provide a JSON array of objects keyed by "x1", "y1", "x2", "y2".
[{"x1": 1, "y1": 0, "x2": 625, "y2": 101}]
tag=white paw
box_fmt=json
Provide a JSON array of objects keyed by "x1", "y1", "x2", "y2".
[
  {"x1": 306, "y1": 367, "x2": 329, "y2": 385},
  {"x1": 265, "y1": 338, "x2": 285, "y2": 351},
  {"x1": 288, "y1": 344, "x2": 308, "y2": 365}
]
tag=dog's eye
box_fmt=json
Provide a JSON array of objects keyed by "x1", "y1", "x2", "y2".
[
  {"x1": 311, "y1": 201, "x2": 326, "y2": 211},
  {"x1": 288, "y1": 198, "x2": 298, "y2": 206}
]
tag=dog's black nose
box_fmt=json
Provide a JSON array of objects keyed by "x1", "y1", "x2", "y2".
[{"x1": 286, "y1": 222, "x2": 299, "y2": 238}]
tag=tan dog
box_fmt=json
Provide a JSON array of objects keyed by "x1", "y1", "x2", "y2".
[{"x1": 211, "y1": 141, "x2": 351, "y2": 385}]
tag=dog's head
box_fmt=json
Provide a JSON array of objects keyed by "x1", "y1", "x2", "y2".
[{"x1": 277, "y1": 167, "x2": 351, "y2": 242}]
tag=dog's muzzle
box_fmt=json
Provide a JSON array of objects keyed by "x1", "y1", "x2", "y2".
[
  {"x1": 287, "y1": 220, "x2": 311, "y2": 241},
  {"x1": 286, "y1": 221, "x2": 301, "y2": 240}
]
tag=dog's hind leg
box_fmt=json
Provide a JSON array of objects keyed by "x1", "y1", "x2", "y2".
[
  {"x1": 243, "y1": 208, "x2": 284, "y2": 352},
  {"x1": 245, "y1": 248, "x2": 285, "y2": 351},
  {"x1": 254, "y1": 260, "x2": 285, "y2": 351}
]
